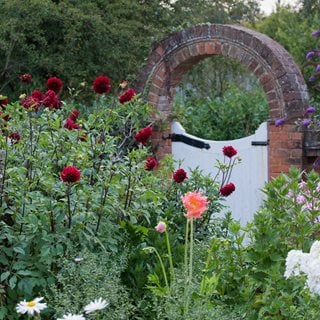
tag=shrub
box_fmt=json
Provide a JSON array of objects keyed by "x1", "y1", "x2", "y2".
[{"x1": 172, "y1": 82, "x2": 268, "y2": 140}]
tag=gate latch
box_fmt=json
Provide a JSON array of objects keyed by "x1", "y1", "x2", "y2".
[
  {"x1": 165, "y1": 133, "x2": 210, "y2": 150},
  {"x1": 251, "y1": 140, "x2": 269, "y2": 146}
]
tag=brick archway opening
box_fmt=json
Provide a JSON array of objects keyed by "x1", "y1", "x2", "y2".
[{"x1": 135, "y1": 24, "x2": 309, "y2": 178}]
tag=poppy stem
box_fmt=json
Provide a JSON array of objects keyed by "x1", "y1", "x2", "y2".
[{"x1": 67, "y1": 184, "x2": 72, "y2": 228}]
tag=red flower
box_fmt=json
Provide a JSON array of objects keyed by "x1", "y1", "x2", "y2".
[
  {"x1": 220, "y1": 182, "x2": 236, "y2": 197},
  {"x1": 64, "y1": 118, "x2": 80, "y2": 130},
  {"x1": 42, "y1": 90, "x2": 62, "y2": 109},
  {"x1": 144, "y1": 156, "x2": 157, "y2": 170},
  {"x1": 46, "y1": 77, "x2": 63, "y2": 94},
  {"x1": 22, "y1": 96, "x2": 40, "y2": 111},
  {"x1": 69, "y1": 109, "x2": 79, "y2": 121},
  {"x1": 134, "y1": 126, "x2": 153, "y2": 145},
  {"x1": 222, "y1": 146, "x2": 237, "y2": 158},
  {"x1": 19, "y1": 73, "x2": 32, "y2": 84},
  {"x1": 32, "y1": 90, "x2": 43, "y2": 101},
  {"x1": 119, "y1": 88, "x2": 135, "y2": 104},
  {"x1": 60, "y1": 166, "x2": 81, "y2": 183},
  {"x1": 9, "y1": 132, "x2": 21, "y2": 144},
  {"x1": 173, "y1": 168, "x2": 188, "y2": 183},
  {"x1": 93, "y1": 75, "x2": 111, "y2": 94}
]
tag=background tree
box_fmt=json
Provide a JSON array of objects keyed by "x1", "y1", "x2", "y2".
[
  {"x1": 0, "y1": 0, "x2": 173, "y2": 99},
  {"x1": 254, "y1": 1, "x2": 320, "y2": 102}
]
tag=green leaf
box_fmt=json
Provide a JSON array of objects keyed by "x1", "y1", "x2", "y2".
[
  {"x1": 0, "y1": 306, "x2": 8, "y2": 319},
  {"x1": 0, "y1": 271, "x2": 10, "y2": 282},
  {"x1": 13, "y1": 247, "x2": 25, "y2": 255},
  {"x1": 9, "y1": 275, "x2": 17, "y2": 289}
]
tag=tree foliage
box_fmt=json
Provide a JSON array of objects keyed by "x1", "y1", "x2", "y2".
[
  {"x1": 0, "y1": 0, "x2": 261, "y2": 100},
  {"x1": 0, "y1": 0, "x2": 173, "y2": 99},
  {"x1": 253, "y1": 3, "x2": 320, "y2": 102}
]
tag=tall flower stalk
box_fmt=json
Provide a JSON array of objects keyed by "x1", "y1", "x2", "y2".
[
  {"x1": 60, "y1": 166, "x2": 81, "y2": 228},
  {"x1": 181, "y1": 191, "x2": 208, "y2": 316}
]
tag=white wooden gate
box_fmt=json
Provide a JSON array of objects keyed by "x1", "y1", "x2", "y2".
[{"x1": 171, "y1": 121, "x2": 268, "y2": 225}]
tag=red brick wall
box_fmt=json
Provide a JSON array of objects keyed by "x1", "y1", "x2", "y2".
[{"x1": 135, "y1": 24, "x2": 309, "y2": 179}]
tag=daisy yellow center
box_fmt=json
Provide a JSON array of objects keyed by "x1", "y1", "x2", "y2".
[{"x1": 26, "y1": 301, "x2": 36, "y2": 307}]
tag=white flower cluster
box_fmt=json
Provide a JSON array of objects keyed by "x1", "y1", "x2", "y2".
[
  {"x1": 16, "y1": 296, "x2": 109, "y2": 319},
  {"x1": 284, "y1": 240, "x2": 320, "y2": 294}
]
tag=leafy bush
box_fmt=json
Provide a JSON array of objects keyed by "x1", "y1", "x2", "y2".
[
  {"x1": 172, "y1": 80, "x2": 268, "y2": 140},
  {"x1": 242, "y1": 168, "x2": 320, "y2": 319},
  {"x1": 47, "y1": 250, "x2": 133, "y2": 319},
  {"x1": 0, "y1": 84, "x2": 160, "y2": 318}
]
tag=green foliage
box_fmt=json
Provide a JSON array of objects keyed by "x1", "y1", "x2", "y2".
[
  {"x1": 170, "y1": 0, "x2": 260, "y2": 27},
  {"x1": 0, "y1": 0, "x2": 172, "y2": 100},
  {"x1": 141, "y1": 168, "x2": 320, "y2": 319},
  {"x1": 0, "y1": 0, "x2": 261, "y2": 101},
  {"x1": 254, "y1": 5, "x2": 320, "y2": 102},
  {"x1": 173, "y1": 80, "x2": 268, "y2": 140},
  {"x1": 242, "y1": 167, "x2": 320, "y2": 319},
  {"x1": 47, "y1": 250, "x2": 134, "y2": 319},
  {"x1": 0, "y1": 89, "x2": 159, "y2": 318}
]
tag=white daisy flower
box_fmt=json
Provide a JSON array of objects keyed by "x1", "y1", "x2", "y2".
[
  {"x1": 84, "y1": 298, "x2": 109, "y2": 314},
  {"x1": 16, "y1": 297, "x2": 47, "y2": 315},
  {"x1": 57, "y1": 313, "x2": 85, "y2": 320}
]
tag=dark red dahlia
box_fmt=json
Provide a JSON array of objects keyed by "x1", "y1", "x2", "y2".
[
  {"x1": 134, "y1": 126, "x2": 153, "y2": 145},
  {"x1": 9, "y1": 132, "x2": 21, "y2": 144},
  {"x1": 60, "y1": 166, "x2": 81, "y2": 183},
  {"x1": 144, "y1": 157, "x2": 157, "y2": 171},
  {"x1": 93, "y1": 75, "x2": 111, "y2": 94},
  {"x1": 19, "y1": 73, "x2": 32, "y2": 84},
  {"x1": 64, "y1": 118, "x2": 80, "y2": 130},
  {"x1": 220, "y1": 182, "x2": 236, "y2": 197},
  {"x1": 222, "y1": 146, "x2": 237, "y2": 158},
  {"x1": 46, "y1": 77, "x2": 63, "y2": 94},
  {"x1": 119, "y1": 88, "x2": 135, "y2": 104},
  {"x1": 22, "y1": 96, "x2": 40, "y2": 111},
  {"x1": 32, "y1": 90, "x2": 43, "y2": 101},
  {"x1": 173, "y1": 168, "x2": 188, "y2": 183},
  {"x1": 69, "y1": 109, "x2": 79, "y2": 121},
  {"x1": 42, "y1": 90, "x2": 62, "y2": 109}
]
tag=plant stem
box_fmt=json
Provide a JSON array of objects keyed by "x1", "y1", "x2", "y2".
[
  {"x1": 200, "y1": 240, "x2": 215, "y2": 295},
  {"x1": 95, "y1": 172, "x2": 114, "y2": 235},
  {"x1": 183, "y1": 219, "x2": 190, "y2": 316},
  {"x1": 165, "y1": 230, "x2": 175, "y2": 283},
  {"x1": 0, "y1": 136, "x2": 8, "y2": 208},
  {"x1": 184, "y1": 219, "x2": 189, "y2": 280},
  {"x1": 67, "y1": 184, "x2": 72, "y2": 228},
  {"x1": 150, "y1": 247, "x2": 169, "y2": 292},
  {"x1": 28, "y1": 115, "x2": 33, "y2": 180},
  {"x1": 124, "y1": 159, "x2": 132, "y2": 210},
  {"x1": 189, "y1": 218, "x2": 194, "y2": 283}
]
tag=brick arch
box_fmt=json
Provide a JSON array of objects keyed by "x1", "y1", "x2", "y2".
[{"x1": 135, "y1": 24, "x2": 309, "y2": 178}]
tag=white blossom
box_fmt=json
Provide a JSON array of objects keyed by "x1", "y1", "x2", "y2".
[
  {"x1": 16, "y1": 297, "x2": 47, "y2": 315},
  {"x1": 57, "y1": 313, "x2": 85, "y2": 320},
  {"x1": 284, "y1": 250, "x2": 309, "y2": 278},
  {"x1": 285, "y1": 241, "x2": 320, "y2": 295},
  {"x1": 84, "y1": 298, "x2": 109, "y2": 314}
]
